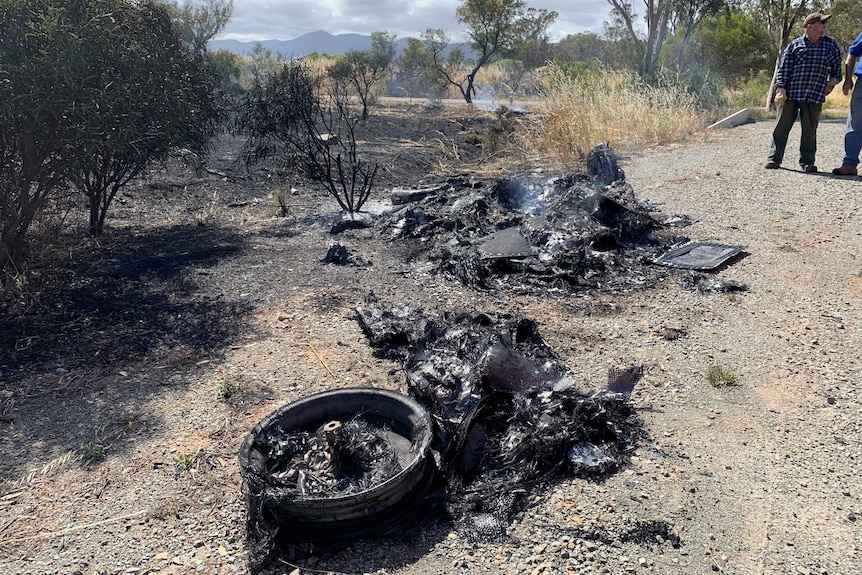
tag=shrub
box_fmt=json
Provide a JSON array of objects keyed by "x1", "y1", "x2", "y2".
[
  {"x1": 707, "y1": 364, "x2": 739, "y2": 387},
  {"x1": 0, "y1": 0, "x2": 221, "y2": 268},
  {"x1": 238, "y1": 62, "x2": 378, "y2": 214}
]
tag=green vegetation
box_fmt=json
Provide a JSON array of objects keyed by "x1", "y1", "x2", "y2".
[
  {"x1": 328, "y1": 31, "x2": 396, "y2": 120},
  {"x1": 707, "y1": 364, "x2": 740, "y2": 387},
  {"x1": 173, "y1": 453, "x2": 195, "y2": 470},
  {"x1": 1, "y1": 0, "x2": 224, "y2": 269},
  {"x1": 80, "y1": 443, "x2": 107, "y2": 465},
  {"x1": 215, "y1": 379, "x2": 235, "y2": 399}
]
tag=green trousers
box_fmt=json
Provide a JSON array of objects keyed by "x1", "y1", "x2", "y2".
[{"x1": 767, "y1": 101, "x2": 823, "y2": 166}]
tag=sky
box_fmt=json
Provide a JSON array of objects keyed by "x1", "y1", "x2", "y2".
[{"x1": 214, "y1": 0, "x2": 614, "y2": 43}]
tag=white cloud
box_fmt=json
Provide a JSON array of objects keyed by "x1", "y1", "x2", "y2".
[{"x1": 209, "y1": 0, "x2": 611, "y2": 42}]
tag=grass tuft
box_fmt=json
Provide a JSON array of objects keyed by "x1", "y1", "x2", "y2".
[
  {"x1": 707, "y1": 364, "x2": 739, "y2": 387},
  {"x1": 80, "y1": 443, "x2": 107, "y2": 465},
  {"x1": 173, "y1": 453, "x2": 194, "y2": 470},
  {"x1": 215, "y1": 379, "x2": 235, "y2": 400}
]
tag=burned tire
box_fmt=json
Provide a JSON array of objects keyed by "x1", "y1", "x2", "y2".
[{"x1": 239, "y1": 387, "x2": 435, "y2": 548}]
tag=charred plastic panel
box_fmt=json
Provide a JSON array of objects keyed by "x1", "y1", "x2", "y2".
[{"x1": 653, "y1": 241, "x2": 746, "y2": 270}]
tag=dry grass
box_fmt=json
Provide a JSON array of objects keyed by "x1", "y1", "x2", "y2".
[
  {"x1": 823, "y1": 85, "x2": 852, "y2": 119},
  {"x1": 520, "y1": 70, "x2": 704, "y2": 168}
]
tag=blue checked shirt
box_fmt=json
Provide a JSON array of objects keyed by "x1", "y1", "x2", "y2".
[{"x1": 776, "y1": 34, "x2": 842, "y2": 103}]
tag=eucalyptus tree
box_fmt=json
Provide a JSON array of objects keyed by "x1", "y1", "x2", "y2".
[
  {"x1": 424, "y1": 0, "x2": 558, "y2": 103},
  {"x1": 605, "y1": 0, "x2": 726, "y2": 75},
  {"x1": 328, "y1": 31, "x2": 396, "y2": 119},
  {"x1": 0, "y1": 0, "x2": 76, "y2": 267},
  {"x1": 162, "y1": 0, "x2": 234, "y2": 52}
]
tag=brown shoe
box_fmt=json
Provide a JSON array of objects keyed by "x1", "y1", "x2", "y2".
[
  {"x1": 832, "y1": 165, "x2": 858, "y2": 176},
  {"x1": 765, "y1": 161, "x2": 780, "y2": 169}
]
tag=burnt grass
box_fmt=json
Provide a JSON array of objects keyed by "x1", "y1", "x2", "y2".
[
  {"x1": 0, "y1": 224, "x2": 251, "y2": 372},
  {"x1": 0, "y1": 102, "x2": 499, "y2": 377}
]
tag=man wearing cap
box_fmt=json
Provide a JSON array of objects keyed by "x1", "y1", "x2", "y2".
[
  {"x1": 831, "y1": 29, "x2": 862, "y2": 176},
  {"x1": 766, "y1": 12, "x2": 843, "y2": 173}
]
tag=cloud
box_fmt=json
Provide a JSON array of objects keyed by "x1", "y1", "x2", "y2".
[{"x1": 213, "y1": 0, "x2": 611, "y2": 42}]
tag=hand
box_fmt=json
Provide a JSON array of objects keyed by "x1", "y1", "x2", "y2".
[
  {"x1": 844, "y1": 78, "x2": 854, "y2": 96},
  {"x1": 825, "y1": 78, "x2": 840, "y2": 96},
  {"x1": 774, "y1": 88, "x2": 787, "y2": 106}
]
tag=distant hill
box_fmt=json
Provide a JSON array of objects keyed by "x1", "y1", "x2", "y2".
[{"x1": 209, "y1": 30, "x2": 466, "y2": 58}]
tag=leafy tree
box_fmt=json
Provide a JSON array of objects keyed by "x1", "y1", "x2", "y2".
[
  {"x1": 605, "y1": 0, "x2": 669, "y2": 75},
  {"x1": 0, "y1": 0, "x2": 221, "y2": 263},
  {"x1": 601, "y1": 9, "x2": 648, "y2": 71},
  {"x1": 668, "y1": 0, "x2": 726, "y2": 68},
  {"x1": 327, "y1": 31, "x2": 396, "y2": 119},
  {"x1": 605, "y1": 0, "x2": 726, "y2": 75},
  {"x1": 553, "y1": 32, "x2": 624, "y2": 76},
  {"x1": 210, "y1": 48, "x2": 244, "y2": 95},
  {"x1": 425, "y1": 0, "x2": 558, "y2": 103},
  {"x1": 241, "y1": 42, "x2": 287, "y2": 86},
  {"x1": 500, "y1": 11, "x2": 556, "y2": 97},
  {"x1": 393, "y1": 37, "x2": 450, "y2": 98},
  {"x1": 0, "y1": 0, "x2": 77, "y2": 268},
  {"x1": 161, "y1": 0, "x2": 233, "y2": 52},
  {"x1": 691, "y1": 10, "x2": 774, "y2": 80},
  {"x1": 825, "y1": 0, "x2": 862, "y2": 53},
  {"x1": 67, "y1": 0, "x2": 220, "y2": 236}
]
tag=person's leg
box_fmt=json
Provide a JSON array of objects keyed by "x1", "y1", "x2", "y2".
[
  {"x1": 843, "y1": 81, "x2": 862, "y2": 167},
  {"x1": 798, "y1": 102, "x2": 822, "y2": 167},
  {"x1": 768, "y1": 102, "x2": 800, "y2": 165}
]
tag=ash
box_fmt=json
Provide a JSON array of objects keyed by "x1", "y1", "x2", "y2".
[
  {"x1": 356, "y1": 305, "x2": 645, "y2": 543},
  {"x1": 256, "y1": 415, "x2": 403, "y2": 498}
]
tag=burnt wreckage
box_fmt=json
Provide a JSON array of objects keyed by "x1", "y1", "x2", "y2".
[
  {"x1": 240, "y1": 147, "x2": 716, "y2": 567},
  {"x1": 378, "y1": 144, "x2": 689, "y2": 294},
  {"x1": 355, "y1": 305, "x2": 646, "y2": 539},
  {"x1": 240, "y1": 305, "x2": 648, "y2": 568}
]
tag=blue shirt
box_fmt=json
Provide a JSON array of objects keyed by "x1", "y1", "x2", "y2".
[
  {"x1": 849, "y1": 31, "x2": 862, "y2": 76},
  {"x1": 776, "y1": 34, "x2": 843, "y2": 103}
]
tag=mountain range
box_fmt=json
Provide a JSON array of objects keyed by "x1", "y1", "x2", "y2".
[{"x1": 208, "y1": 30, "x2": 463, "y2": 57}]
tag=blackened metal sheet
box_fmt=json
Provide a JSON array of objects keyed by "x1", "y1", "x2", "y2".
[
  {"x1": 653, "y1": 241, "x2": 745, "y2": 270},
  {"x1": 476, "y1": 227, "x2": 534, "y2": 260}
]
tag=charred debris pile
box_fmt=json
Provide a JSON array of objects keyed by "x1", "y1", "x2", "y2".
[
  {"x1": 373, "y1": 145, "x2": 690, "y2": 294},
  {"x1": 355, "y1": 304, "x2": 646, "y2": 543}
]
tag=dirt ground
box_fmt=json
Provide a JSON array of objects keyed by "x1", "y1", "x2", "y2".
[{"x1": 1, "y1": 101, "x2": 860, "y2": 575}]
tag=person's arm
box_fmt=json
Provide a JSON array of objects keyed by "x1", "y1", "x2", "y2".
[
  {"x1": 775, "y1": 44, "x2": 792, "y2": 90},
  {"x1": 844, "y1": 54, "x2": 859, "y2": 96},
  {"x1": 771, "y1": 43, "x2": 795, "y2": 104}
]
